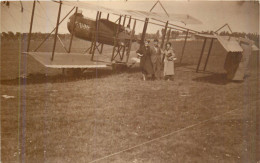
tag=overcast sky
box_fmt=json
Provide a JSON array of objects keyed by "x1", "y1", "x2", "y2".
[{"x1": 1, "y1": 0, "x2": 259, "y2": 34}]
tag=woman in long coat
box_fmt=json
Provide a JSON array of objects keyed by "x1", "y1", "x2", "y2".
[
  {"x1": 163, "y1": 42, "x2": 175, "y2": 80},
  {"x1": 136, "y1": 40, "x2": 154, "y2": 80}
]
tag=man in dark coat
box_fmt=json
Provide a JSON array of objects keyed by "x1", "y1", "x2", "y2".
[
  {"x1": 150, "y1": 39, "x2": 162, "y2": 79},
  {"x1": 136, "y1": 40, "x2": 154, "y2": 80}
]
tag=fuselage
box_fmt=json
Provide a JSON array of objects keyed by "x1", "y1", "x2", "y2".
[{"x1": 67, "y1": 13, "x2": 131, "y2": 46}]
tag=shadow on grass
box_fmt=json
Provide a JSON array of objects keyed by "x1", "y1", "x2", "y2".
[
  {"x1": 1, "y1": 67, "x2": 141, "y2": 85},
  {"x1": 174, "y1": 62, "x2": 194, "y2": 68},
  {"x1": 192, "y1": 73, "x2": 237, "y2": 85}
]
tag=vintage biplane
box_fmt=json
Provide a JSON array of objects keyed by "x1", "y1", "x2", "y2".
[{"x1": 6, "y1": 0, "x2": 201, "y2": 74}]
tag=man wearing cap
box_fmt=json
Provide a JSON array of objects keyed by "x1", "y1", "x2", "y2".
[
  {"x1": 136, "y1": 40, "x2": 154, "y2": 81},
  {"x1": 150, "y1": 39, "x2": 162, "y2": 79}
]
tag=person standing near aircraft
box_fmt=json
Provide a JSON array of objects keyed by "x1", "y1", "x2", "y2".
[
  {"x1": 150, "y1": 39, "x2": 162, "y2": 79},
  {"x1": 136, "y1": 40, "x2": 154, "y2": 81},
  {"x1": 125, "y1": 24, "x2": 132, "y2": 35},
  {"x1": 162, "y1": 42, "x2": 175, "y2": 81}
]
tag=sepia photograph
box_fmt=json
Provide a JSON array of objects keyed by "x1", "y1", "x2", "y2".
[{"x1": 1, "y1": 0, "x2": 259, "y2": 162}]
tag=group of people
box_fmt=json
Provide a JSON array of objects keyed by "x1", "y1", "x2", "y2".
[{"x1": 136, "y1": 39, "x2": 176, "y2": 81}]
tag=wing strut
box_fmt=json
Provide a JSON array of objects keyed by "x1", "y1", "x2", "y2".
[
  {"x1": 51, "y1": 0, "x2": 62, "y2": 61},
  {"x1": 166, "y1": 28, "x2": 171, "y2": 43},
  {"x1": 140, "y1": 18, "x2": 149, "y2": 46},
  {"x1": 34, "y1": 6, "x2": 75, "y2": 52},
  {"x1": 68, "y1": 7, "x2": 78, "y2": 53},
  {"x1": 122, "y1": 15, "x2": 127, "y2": 26},
  {"x1": 196, "y1": 38, "x2": 207, "y2": 72},
  {"x1": 161, "y1": 21, "x2": 168, "y2": 62},
  {"x1": 111, "y1": 15, "x2": 122, "y2": 61},
  {"x1": 91, "y1": 11, "x2": 102, "y2": 60},
  {"x1": 158, "y1": 1, "x2": 169, "y2": 17},
  {"x1": 99, "y1": 13, "x2": 110, "y2": 54},
  {"x1": 150, "y1": 1, "x2": 159, "y2": 12},
  {"x1": 27, "y1": 0, "x2": 36, "y2": 52},
  {"x1": 126, "y1": 19, "x2": 137, "y2": 63},
  {"x1": 128, "y1": 16, "x2": 132, "y2": 26},
  {"x1": 121, "y1": 15, "x2": 127, "y2": 59},
  {"x1": 215, "y1": 23, "x2": 233, "y2": 34},
  {"x1": 179, "y1": 29, "x2": 189, "y2": 64},
  {"x1": 89, "y1": 12, "x2": 99, "y2": 55},
  {"x1": 203, "y1": 38, "x2": 214, "y2": 71},
  {"x1": 161, "y1": 21, "x2": 168, "y2": 49},
  {"x1": 149, "y1": 0, "x2": 169, "y2": 16}
]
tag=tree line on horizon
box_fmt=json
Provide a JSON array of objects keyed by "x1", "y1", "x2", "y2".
[
  {"x1": 1, "y1": 32, "x2": 70, "y2": 41},
  {"x1": 139, "y1": 29, "x2": 259, "y2": 45},
  {"x1": 1, "y1": 31, "x2": 259, "y2": 47}
]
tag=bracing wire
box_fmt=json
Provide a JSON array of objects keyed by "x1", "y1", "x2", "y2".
[
  {"x1": 36, "y1": 2, "x2": 70, "y2": 52},
  {"x1": 5, "y1": 6, "x2": 19, "y2": 27},
  {"x1": 11, "y1": 3, "x2": 31, "y2": 31},
  {"x1": 1, "y1": 23, "x2": 9, "y2": 33},
  {"x1": 37, "y1": 2, "x2": 56, "y2": 27},
  {"x1": 11, "y1": 2, "x2": 54, "y2": 23},
  {"x1": 3, "y1": 3, "x2": 53, "y2": 34},
  {"x1": 6, "y1": 2, "x2": 36, "y2": 30}
]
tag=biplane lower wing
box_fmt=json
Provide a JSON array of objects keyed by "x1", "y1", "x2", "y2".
[
  {"x1": 24, "y1": 51, "x2": 137, "y2": 68},
  {"x1": 25, "y1": 52, "x2": 109, "y2": 68}
]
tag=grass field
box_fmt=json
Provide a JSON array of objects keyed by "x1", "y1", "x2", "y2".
[{"x1": 1, "y1": 38, "x2": 259, "y2": 162}]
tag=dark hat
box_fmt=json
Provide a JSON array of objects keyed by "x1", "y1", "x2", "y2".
[
  {"x1": 144, "y1": 39, "x2": 150, "y2": 43},
  {"x1": 166, "y1": 42, "x2": 172, "y2": 46}
]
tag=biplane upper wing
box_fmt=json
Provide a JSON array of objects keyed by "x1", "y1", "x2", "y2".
[
  {"x1": 120, "y1": 10, "x2": 202, "y2": 25},
  {"x1": 61, "y1": 1, "x2": 202, "y2": 25}
]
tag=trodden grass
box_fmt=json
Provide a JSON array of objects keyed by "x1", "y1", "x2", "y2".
[{"x1": 1, "y1": 39, "x2": 259, "y2": 162}]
